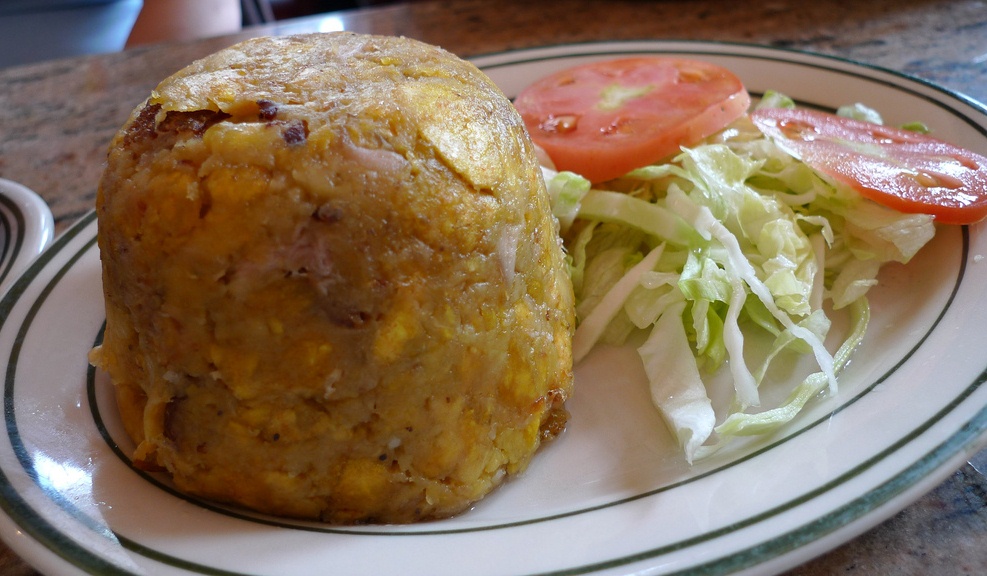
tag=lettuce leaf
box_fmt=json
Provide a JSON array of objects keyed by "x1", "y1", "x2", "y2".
[{"x1": 547, "y1": 95, "x2": 937, "y2": 461}]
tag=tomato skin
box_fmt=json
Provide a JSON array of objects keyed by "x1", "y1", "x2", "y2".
[
  {"x1": 751, "y1": 107, "x2": 987, "y2": 225},
  {"x1": 514, "y1": 57, "x2": 751, "y2": 183}
]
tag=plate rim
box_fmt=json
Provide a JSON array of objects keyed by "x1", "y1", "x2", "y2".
[
  {"x1": 7, "y1": 215, "x2": 986, "y2": 576},
  {"x1": 2, "y1": 39, "x2": 987, "y2": 576},
  {"x1": 0, "y1": 178, "x2": 54, "y2": 296}
]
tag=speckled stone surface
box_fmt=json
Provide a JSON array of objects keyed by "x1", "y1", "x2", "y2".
[{"x1": 0, "y1": 0, "x2": 985, "y2": 574}]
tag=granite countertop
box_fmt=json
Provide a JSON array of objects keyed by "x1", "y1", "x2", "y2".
[{"x1": 0, "y1": 0, "x2": 985, "y2": 574}]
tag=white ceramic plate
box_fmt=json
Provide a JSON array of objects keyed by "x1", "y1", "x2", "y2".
[
  {"x1": 1, "y1": 41, "x2": 987, "y2": 576},
  {"x1": 0, "y1": 178, "x2": 53, "y2": 296}
]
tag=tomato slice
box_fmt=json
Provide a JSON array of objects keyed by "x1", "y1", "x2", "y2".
[
  {"x1": 750, "y1": 107, "x2": 987, "y2": 225},
  {"x1": 514, "y1": 57, "x2": 751, "y2": 183}
]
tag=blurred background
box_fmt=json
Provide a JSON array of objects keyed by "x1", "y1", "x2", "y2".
[{"x1": 0, "y1": 0, "x2": 398, "y2": 69}]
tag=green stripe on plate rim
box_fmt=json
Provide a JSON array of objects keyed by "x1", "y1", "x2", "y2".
[
  {"x1": 0, "y1": 192, "x2": 26, "y2": 289},
  {"x1": 7, "y1": 205, "x2": 980, "y2": 576},
  {"x1": 0, "y1": 41, "x2": 985, "y2": 575}
]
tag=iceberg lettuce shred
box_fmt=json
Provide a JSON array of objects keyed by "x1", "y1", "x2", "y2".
[{"x1": 543, "y1": 96, "x2": 936, "y2": 463}]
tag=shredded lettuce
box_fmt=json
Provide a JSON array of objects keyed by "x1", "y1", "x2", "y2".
[
  {"x1": 757, "y1": 90, "x2": 796, "y2": 110},
  {"x1": 837, "y1": 102, "x2": 884, "y2": 124},
  {"x1": 639, "y1": 300, "x2": 715, "y2": 462},
  {"x1": 541, "y1": 94, "x2": 937, "y2": 462},
  {"x1": 542, "y1": 167, "x2": 591, "y2": 233},
  {"x1": 572, "y1": 242, "x2": 667, "y2": 362}
]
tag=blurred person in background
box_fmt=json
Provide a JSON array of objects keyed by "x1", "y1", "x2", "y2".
[
  {"x1": 0, "y1": 0, "x2": 242, "y2": 69},
  {"x1": 127, "y1": 0, "x2": 241, "y2": 46}
]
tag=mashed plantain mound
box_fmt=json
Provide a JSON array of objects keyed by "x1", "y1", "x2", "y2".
[{"x1": 91, "y1": 32, "x2": 575, "y2": 524}]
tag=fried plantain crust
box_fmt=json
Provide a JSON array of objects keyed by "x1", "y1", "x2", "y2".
[{"x1": 91, "y1": 32, "x2": 575, "y2": 524}]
